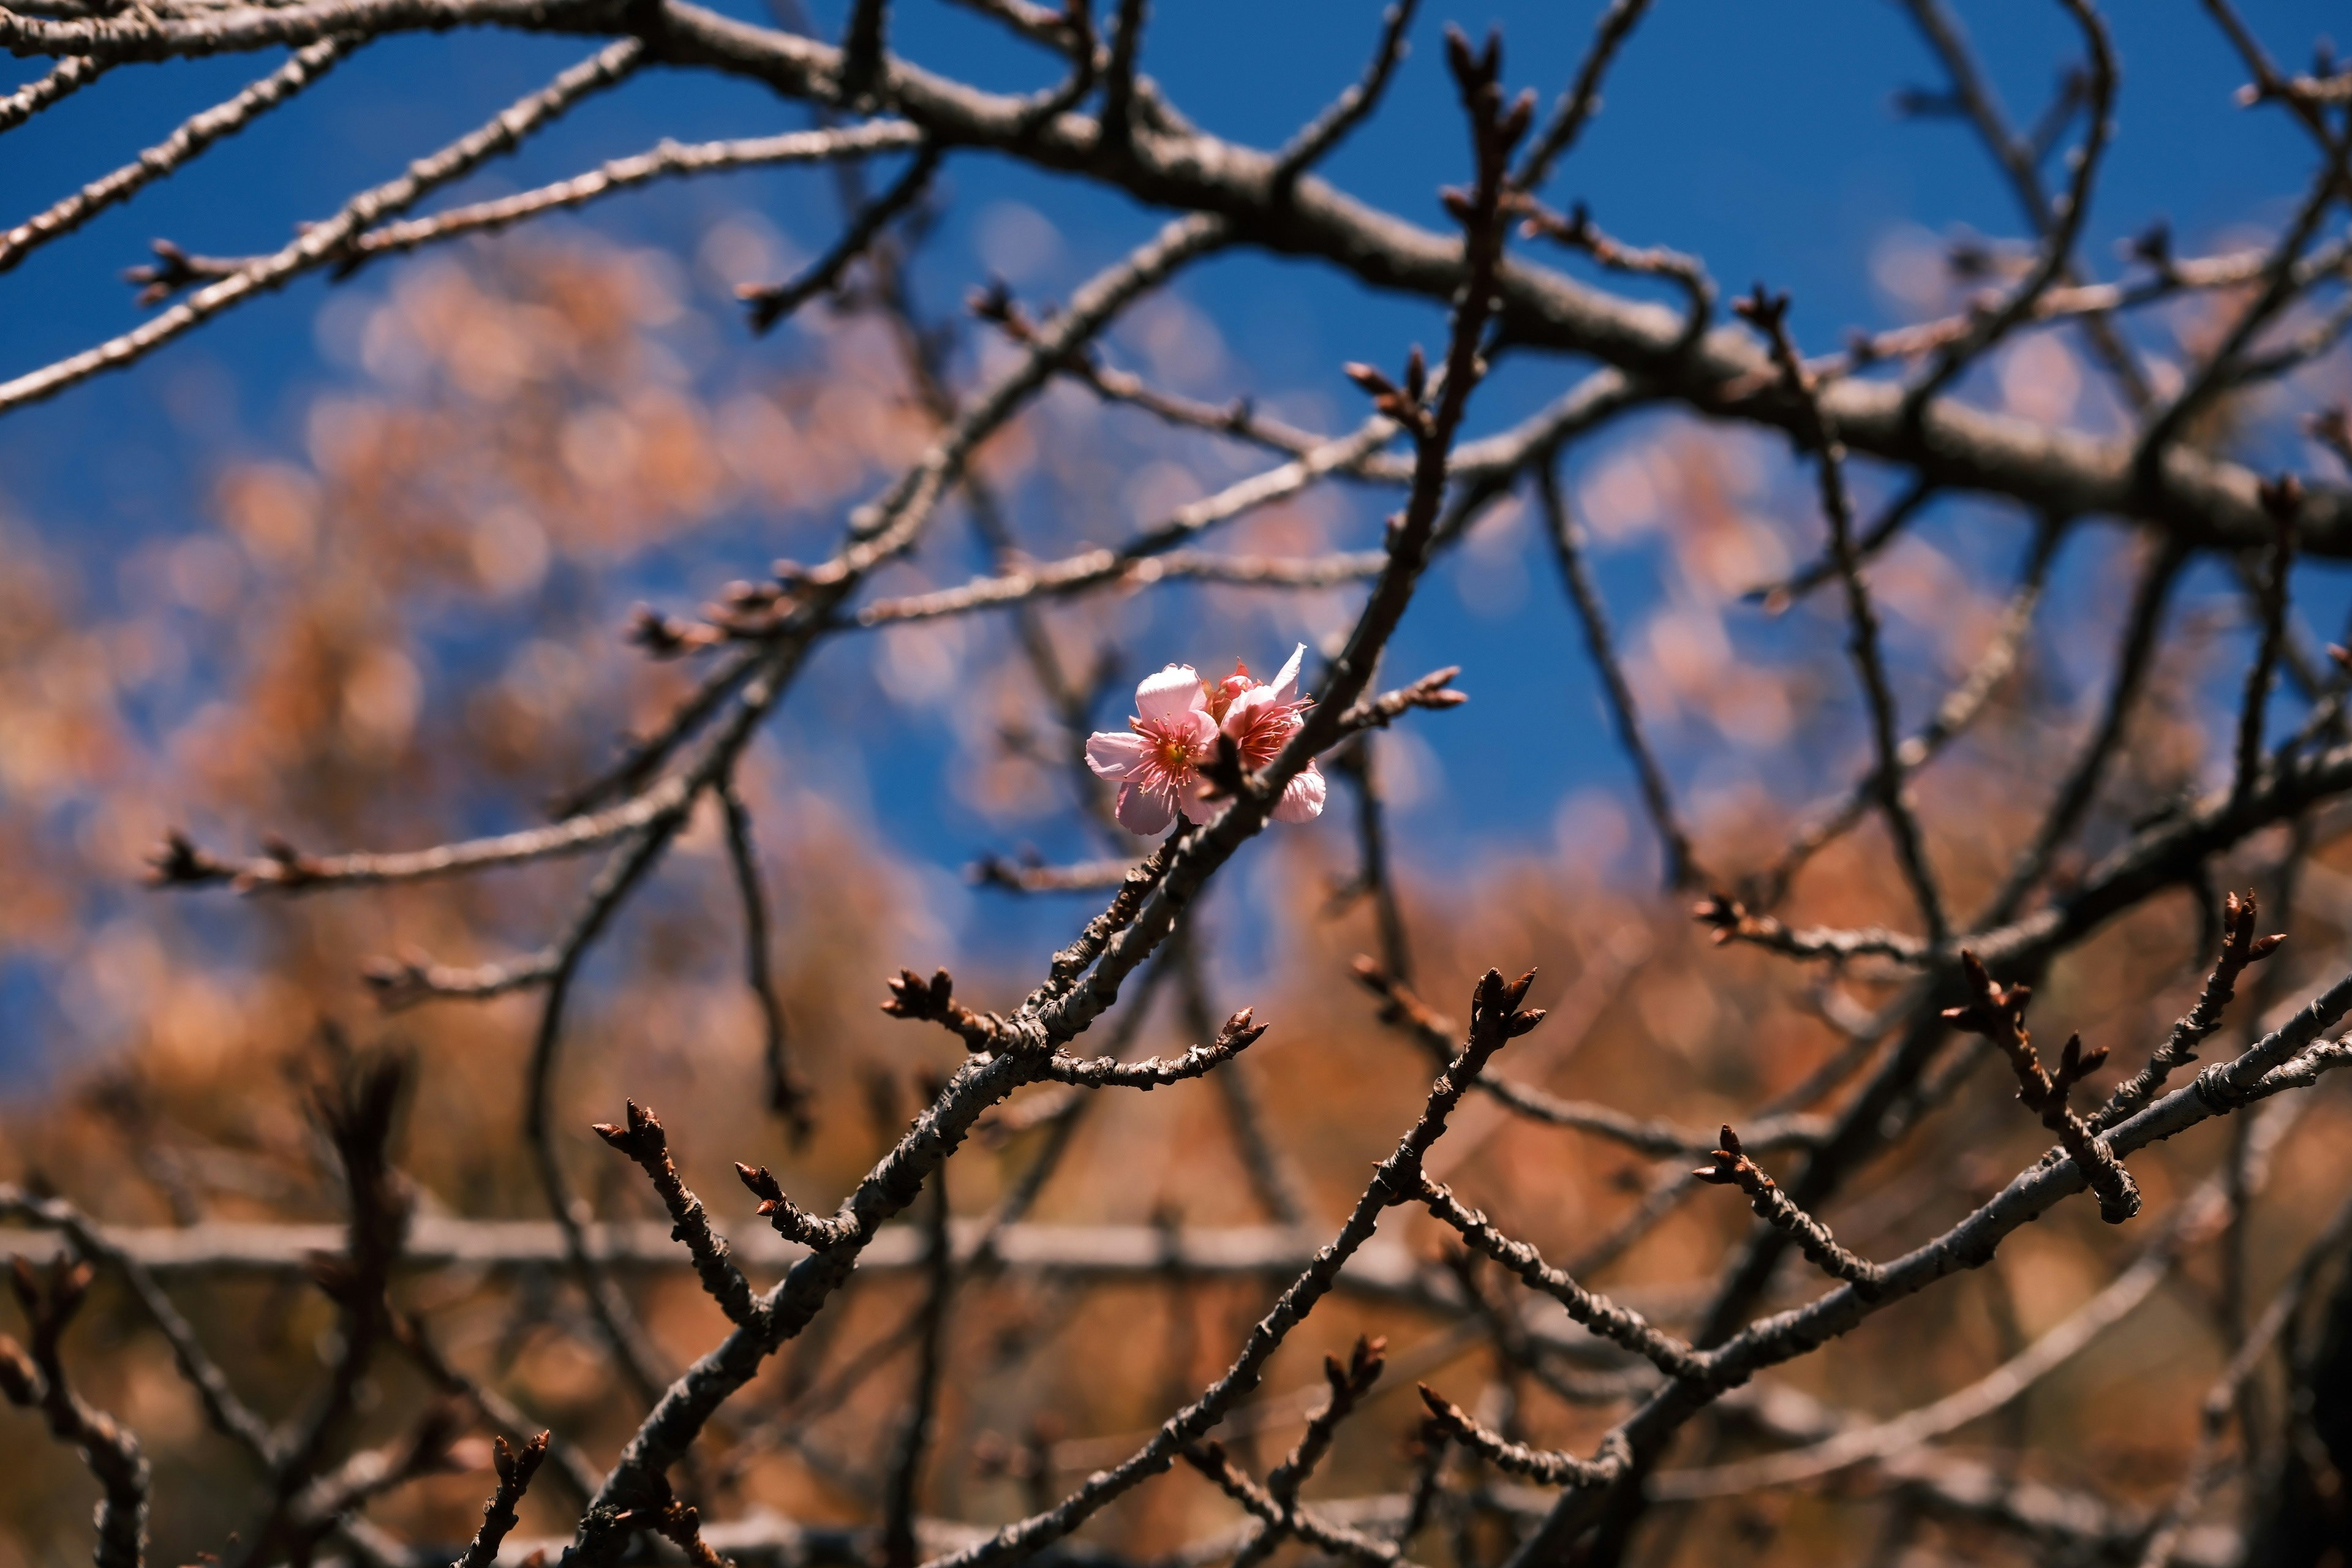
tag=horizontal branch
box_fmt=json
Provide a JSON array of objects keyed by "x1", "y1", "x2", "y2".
[
  {"x1": 0, "y1": 0, "x2": 2345, "y2": 551},
  {"x1": 151, "y1": 775, "x2": 690, "y2": 895},
  {"x1": 634, "y1": 6, "x2": 2352, "y2": 556},
  {"x1": 347, "y1": 119, "x2": 924, "y2": 262},
  {"x1": 0, "y1": 1215, "x2": 1421, "y2": 1286}
]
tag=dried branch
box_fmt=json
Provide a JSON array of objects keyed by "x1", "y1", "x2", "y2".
[
  {"x1": 2233, "y1": 478, "x2": 2301, "y2": 805},
  {"x1": 0, "y1": 37, "x2": 348, "y2": 279},
  {"x1": 0, "y1": 55, "x2": 102, "y2": 132},
  {"x1": 1417, "y1": 1387, "x2": 1626, "y2": 1488},
  {"x1": 1511, "y1": 0, "x2": 1654, "y2": 192},
  {"x1": 836, "y1": 0, "x2": 884, "y2": 102},
  {"x1": 2136, "y1": 1184, "x2": 2352, "y2": 1568},
  {"x1": 1217, "y1": 1336, "x2": 1392, "y2": 1568},
  {"x1": 2090, "y1": 889, "x2": 2283, "y2": 1132},
  {"x1": 722, "y1": 783, "x2": 809, "y2": 1137},
  {"x1": 740, "y1": 143, "x2": 938, "y2": 332},
  {"x1": 1349, "y1": 959, "x2": 1822, "y2": 1158},
  {"x1": 1902, "y1": 0, "x2": 2116, "y2": 412},
  {"x1": 455, "y1": 1432, "x2": 549, "y2": 1568},
  {"x1": 387, "y1": 1309, "x2": 599, "y2": 1505},
  {"x1": 1095, "y1": 0, "x2": 1144, "y2": 159},
  {"x1": 1690, "y1": 894, "x2": 1930, "y2": 965},
  {"x1": 234, "y1": 1044, "x2": 415, "y2": 1568},
  {"x1": 1740, "y1": 286, "x2": 1947, "y2": 942},
  {"x1": 2, "y1": 1256, "x2": 151, "y2": 1568},
  {"x1": 1942, "y1": 951, "x2": 2140, "y2": 1222},
  {"x1": 881, "y1": 1172, "x2": 952, "y2": 1568},
  {"x1": 148, "y1": 771, "x2": 692, "y2": 894},
  {"x1": 1417, "y1": 1175, "x2": 1703, "y2": 1381},
  {"x1": 918, "y1": 967, "x2": 1547, "y2": 1568},
  {"x1": 1755, "y1": 521, "x2": 2056, "y2": 908},
  {"x1": 1038, "y1": 1006, "x2": 1268, "y2": 1090},
  {"x1": 1668, "y1": 1102, "x2": 2306, "y2": 1502},
  {"x1": 971, "y1": 856, "x2": 1137, "y2": 895},
  {"x1": 1505, "y1": 970, "x2": 2352, "y2": 1562},
  {"x1": 0, "y1": 0, "x2": 2347, "y2": 559},
  {"x1": 279, "y1": 1403, "x2": 470, "y2": 1562},
  {"x1": 361, "y1": 946, "x2": 560, "y2": 1010},
  {"x1": 347, "y1": 120, "x2": 924, "y2": 265},
  {"x1": 1514, "y1": 199, "x2": 1711, "y2": 341},
  {"x1": 2133, "y1": 111, "x2": 2352, "y2": 473},
  {"x1": 1333, "y1": 668, "x2": 1468, "y2": 738},
  {"x1": 0, "y1": 37, "x2": 646, "y2": 415},
  {"x1": 1175, "y1": 940, "x2": 1310, "y2": 1227},
  {"x1": 0, "y1": 1183, "x2": 277, "y2": 1466},
  {"x1": 851, "y1": 423, "x2": 1398, "y2": 629},
  {"x1": 1268, "y1": 0, "x2": 1417, "y2": 190},
  {"x1": 1980, "y1": 536, "x2": 2187, "y2": 925},
  {"x1": 1327, "y1": 737, "x2": 1412, "y2": 982},
  {"x1": 1536, "y1": 457, "x2": 1696, "y2": 888},
  {"x1": 591, "y1": 1099, "x2": 758, "y2": 1326},
  {"x1": 1692, "y1": 1125, "x2": 1883, "y2": 1292},
  {"x1": 1180, "y1": 1440, "x2": 1413, "y2": 1568}
]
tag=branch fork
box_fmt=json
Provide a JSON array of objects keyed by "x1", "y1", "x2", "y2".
[{"x1": 1943, "y1": 951, "x2": 2141, "y2": 1222}]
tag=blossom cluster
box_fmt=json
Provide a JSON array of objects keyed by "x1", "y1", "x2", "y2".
[{"x1": 1084, "y1": 644, "x2": 1329, "y2": 835}]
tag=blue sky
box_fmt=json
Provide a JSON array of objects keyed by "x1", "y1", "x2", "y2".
[{"x1": 2, "y1": 1, "x2": 2346, "y2": 1060}]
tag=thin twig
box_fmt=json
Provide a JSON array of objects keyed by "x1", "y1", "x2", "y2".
[
  {"x1": 1536, "y1": 456, "x2": 1697, "y2": 889},
  {"x1": 1740, "y1": 287, "x2": 1947, "y2": 942},
  {"x1": 1, "y1": 37, "x2": 348, "y2": 279},
  {"x1": 0, "y1": 37, "x2": 646, "y2": 415}
]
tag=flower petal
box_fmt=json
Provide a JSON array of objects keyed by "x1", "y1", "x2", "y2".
[
  {"x1": 1135, "y1": 663, "x2": 1205, "y2": 724},
  {"x1": 1115, "y1": 782, "x2": 1177, "y2": 835},
  {"x1": 1221, "y1": 685, "x2": 1274, "y2": 737},
  {"x1": 1085, "y1": 729, "x2": 1148, "y2": 781},
  {"x1": 1266, "y1": 643, "x2": 1308, "y2": 706},
  {"x1": 1273, "y1": 762, "x2": 1327, "y2": 823}
]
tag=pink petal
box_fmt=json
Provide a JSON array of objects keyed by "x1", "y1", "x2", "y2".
[
  {"x1": 1273, "y1": 763, "x2": 1327, "y2": 823},
  {"x1": 1085, "y1": 729, "x2": 1147, "y2": 781},
  {"x1": 1221, "y1": 685, "x2": 1274, "y2": 738},
  {"x1": 1115, "y1": 782, "x2": 1177, "y2": 835},
  {"x1": 1134, "y1": 664, "x2": 1205, "y2": 724},
  {"x1": 1265, "y1": 643, "x2": 1308, "y2": 706}
]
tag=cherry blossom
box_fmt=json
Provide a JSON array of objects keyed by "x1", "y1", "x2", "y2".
[
  {"x1": 1211, "y1": 643, "x2": 1326, "y2": 824},
  {"x1": 1085, "y1": 647, "x2": 1326, "y2": 835},
  {"x1": 1084, "y1": 663, "x2": 1219, "y2": 835}
]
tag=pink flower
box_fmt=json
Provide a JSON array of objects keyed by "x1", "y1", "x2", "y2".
[
  {"x1": 1085, "y1": 663, "x2": 1219, "y2": 835},
  {"x1": 1085, "y1": 647, "x2": 1326, "y2": 836},
  {"x1": 1215, "y1": 643, "x2": 1326, "y2": 824}
]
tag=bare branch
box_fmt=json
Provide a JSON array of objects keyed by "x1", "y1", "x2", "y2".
[
  {"x1": 1692, "y1": 1125, "x2": 1883, "y2": 1292},
  {"x1": 1417, "y1": 1387, "x2": 1626, "y2": 1488},
  {"x1": 0, "y1": 55, "x2": 102, "y2": 132},
  {"x1": 347, "y1": 120, "x2": 924, "y2": 265},
  {"x1": 0, "y1": 37, "x2": 645, "y2": 415},
  {"x1": 590, "y1": 1100, "x2": 758, "y2": 1326},
  {"x1": 1536, "y1": 457, "x2": 1696, "y2": 889},
  {"x1": 1739, "y1": 286, "x2": 1947, "y2": 942},
  {"x1": 1511, "y1": 0, "x2": 1654, "y2": 192},
  {"x1": 2092, "y1": 889, "x2": 2284, "y2": 1132},
  {"x1": 721, "y1": 785, "x2": 809, "y2": 1137},
  {"x1": 1942, "y1": 951, "x2": 2141, "y2": 1222},
  {"x1": 454, "y1": 1433, "x2": 549, "y2": 1568},
  {"x1": 741, "y1": 143, "x2": 938, "y2": 333},
  {"x1": 2, "y1": 1256, "x2": 151, "y2": 1568},
  {"x1": 1, "y1": 39, "x2": 347, "y2": 279}
]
